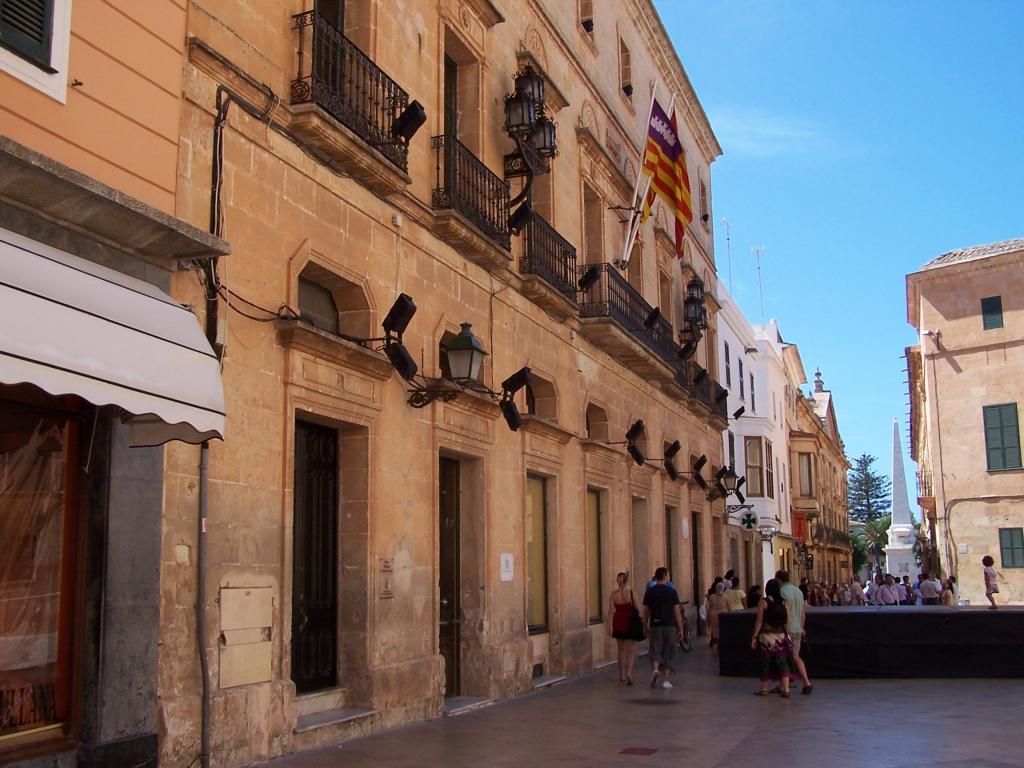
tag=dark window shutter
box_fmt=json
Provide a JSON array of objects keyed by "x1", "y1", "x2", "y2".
[
  {"x1": 981, "y1": 295, "x2": 1003, "y2": 330},
  {"x1": 1000, "y1": 528, "x2": 1024, "y2": 568},
  {"x1": 984, "y1": 403, "x2": 1021, "y2": 471},
  {"x1": 0, "y1": 0, "x2": 55, "y2": 71}
]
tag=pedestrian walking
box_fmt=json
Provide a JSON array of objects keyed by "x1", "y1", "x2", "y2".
[
  {"x1": 706, "y1": 581, "x2": 728, "y2": 647},
  {"x1": 607, "y1": 571, "x2": 640, "y2": 685},
  {"x1": 724, "y1": 577, "x2": 746, "y2": 611},
  {"x1": 983, "y1": 555, "x2": 1001, "y2": 609},
  {"x1": 776, "y1": 570, "x2": 812, "y2": 694},
  {"x1": 643, "y1": 568, "x2": 684, "y2": 689},
  {"x1": 751, "y1": 579, "x2": 797, "y2": 697}
]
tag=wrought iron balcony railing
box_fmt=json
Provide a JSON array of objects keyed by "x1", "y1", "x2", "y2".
[
  {"x1": 290, "y1": 11, "x2": 411, "y2": 172},
  {"x1": 522, "y1": 214, "x2": 577, "y2": 303},
  {"x1": 577, "y1": 263, "x2": 678, "y2": 367},
  {"x1": 431, "y1": 134, "x2": 511, "y2": 251},
  {"x1": 812, "y1": 525, "x2": 852, "y2": 548},
  {"x1": 917, "y1": 470, "x2": 933, "y2": 498}
]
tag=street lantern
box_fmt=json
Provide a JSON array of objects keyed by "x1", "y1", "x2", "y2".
[
  {"x1": 532, "y1": 114, "x2": 557, "y2": 158},
  {"x1": 445, "y1": 323, "x2": 488, "y2": 383},
  {"x1": 721, "y1": 466, "x2": 740, "y2": 494},
  {"x1": 684, "y1": 277, "x2": 709, "y2": 330},
  {"x1": 514, "y1": 65, "x2": 545, "y2": 105},
  {"x1": 504, "y1": 88, "x2": 536, "y2": 137}
]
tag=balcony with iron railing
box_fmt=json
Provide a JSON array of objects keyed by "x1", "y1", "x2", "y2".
[
  {"x1": 290, "y1": 10, "x2": 413, "y2": 192},
  {"x1": 431, "y1": 134, "x2": 512, "y2": 270},
  {"x1": 576, "y1": 263, "x2": 678, "y2": 384},
  {"x1": 812, "y1": 525, "x2": 852, "y2": 549},
  {"x1": 682, "y1": 360, "x2": 729, "y2": 423},
  {"x1": 519, "y1": 214, "x2": 577, "y2": 318},
  {"x1": 917, "y1": 469, "x2": 933, "y2": 499}
]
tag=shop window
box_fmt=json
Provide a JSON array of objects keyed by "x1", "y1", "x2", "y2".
[
  {"x1": 585, "y1": 402, "x2": 609, "y2": 441},
  {"x1": 0, "y1": 398, "x2": 78, "y2": 745}
]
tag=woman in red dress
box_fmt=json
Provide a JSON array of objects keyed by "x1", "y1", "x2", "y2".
[{"x1": 607, "y1": 571, "x2": 640, "y2": 684}]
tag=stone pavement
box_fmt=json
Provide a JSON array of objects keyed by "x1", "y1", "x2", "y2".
[{"x1": 257, "y1": 645, "x2": 1023, "y2": 768}]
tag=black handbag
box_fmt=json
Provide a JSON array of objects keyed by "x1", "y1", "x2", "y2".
[{"x1": 630, "y1": 606, "x2": 646, "y2": 641}]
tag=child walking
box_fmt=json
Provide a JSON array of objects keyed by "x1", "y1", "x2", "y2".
[{"x1": 982, "y1": 555, "x2": 1000, "y2": 609}]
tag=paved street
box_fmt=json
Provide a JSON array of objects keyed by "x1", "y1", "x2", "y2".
[{"x1": 258, "y1": 645, "x2": 1022, "y2": 768}]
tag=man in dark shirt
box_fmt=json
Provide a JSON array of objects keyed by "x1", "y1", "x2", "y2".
[{"x1": 643, "y1": 567, "x2": 684, "y2": 689}]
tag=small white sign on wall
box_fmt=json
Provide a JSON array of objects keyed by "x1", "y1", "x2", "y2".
[
  {"x1": 680, "y1": 518, "x2": 690, "y2": 540},
  {"x1": 500, "y1": 553, "x2": 514, "y2": 582}
]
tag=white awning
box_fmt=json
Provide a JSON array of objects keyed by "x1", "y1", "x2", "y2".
[{"x1": 0, "y1": 227, "x2": 225, "y2": 447}]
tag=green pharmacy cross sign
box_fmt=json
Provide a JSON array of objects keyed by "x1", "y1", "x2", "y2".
[{"x1": 740, "y1": 512, "x2": 759, "y2": 531}]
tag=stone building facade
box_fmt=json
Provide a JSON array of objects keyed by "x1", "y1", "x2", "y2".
[
  {"x1": 782, "y1": 349, "x2": 851, "y2": 586},
  {"x1": 156, "y1": 1, "x2": 730, "y2": 766},
  {"x1": 0, "y1": 2, "x2": 228, "y2": 767},
  {"x1": 907, "y1": 239, "x2": 1024, "y2": 605}
]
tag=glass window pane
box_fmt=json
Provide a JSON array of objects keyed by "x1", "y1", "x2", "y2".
[
  {"x1": 1, "y1": 409, "x2": 72, "y2": 739},
  {"x1": 298, "y1": 276, "x2": 339, "y2": 334},
  {"x1": 526, "y1": 476, "x2": 548, "y2": 630}
]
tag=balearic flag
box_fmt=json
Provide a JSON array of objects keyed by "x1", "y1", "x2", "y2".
[{"x1": 640, "y1": 99, "x2": 692, "y2": 256}]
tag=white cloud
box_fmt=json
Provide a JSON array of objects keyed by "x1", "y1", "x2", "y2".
[{"x1": 710, "y1": 106, "x2": 833, "y2": 158}]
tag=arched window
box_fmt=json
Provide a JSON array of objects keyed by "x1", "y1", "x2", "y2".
[
  {"x1": 585, "y1": 402, "x2": 608, "y2": 441},
  {"x1": 297, "y1": 263, "x2": 371, "y2": 338},
  {"x1": 524, "y1": 375, "x2": 557, "y2": 421}
]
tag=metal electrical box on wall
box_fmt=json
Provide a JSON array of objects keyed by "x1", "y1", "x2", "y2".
[{"x1": 219, "y1": 586, "x2": 273, "y2": 688}]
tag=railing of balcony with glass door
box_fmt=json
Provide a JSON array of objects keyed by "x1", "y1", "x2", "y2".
[
  {"x1": 431, "y1": 134, "x2": 511, "y2": 251},
  {"x1": 291, "y1": 9, "x2": 412, "y2": 171},
  {"x1": 522, "y1": 214, "x2": 577, "y2": 302}
]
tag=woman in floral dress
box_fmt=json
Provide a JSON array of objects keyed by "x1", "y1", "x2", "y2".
[{"x1": 750, "y1": 578, "x2": 797, "y2": 697}]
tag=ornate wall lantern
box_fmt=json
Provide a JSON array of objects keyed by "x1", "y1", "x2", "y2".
[{"x1": 503, "y1": 64, "x2": 558, "y2": 211}]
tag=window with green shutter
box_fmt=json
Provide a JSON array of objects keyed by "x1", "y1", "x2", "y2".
[
  {"x1": 999, "y1": 528, "x2": 1024, "y2": 568},
  {"x1": 0, "y1": 0, "x2": 54, "y2": 71},
  {"x1": 981, "y1": 295, "x2": 1003, "y2": 330},
  {"x1": 983, "y1": 403, "x2": 1021, "y2": 471}
]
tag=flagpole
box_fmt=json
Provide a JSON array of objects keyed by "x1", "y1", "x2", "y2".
[
  {"x1": 621, "y1": 92, "x2": 676, "y2": 267},
  {"x1": 617, "y1": 81, "x2": 659, "y2": 268}
]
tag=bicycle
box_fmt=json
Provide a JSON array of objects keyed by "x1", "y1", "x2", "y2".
[{"x1": 678, "y1": 601, "x2": 694, "y2": 653}]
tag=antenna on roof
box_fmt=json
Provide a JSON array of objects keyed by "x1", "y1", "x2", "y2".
[{"x1": 751, "y1": 245, "x2": 766, "y2": 323}]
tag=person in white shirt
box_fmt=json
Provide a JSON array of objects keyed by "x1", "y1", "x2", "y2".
[
  {"x1": 876, "y1": 575, "x2": 899, "y2": 606},
  {"x1": 919, "y1": 572, "x2": 942, "y2": 605},
  {"x1": 895, "y1": 581, "x2": 908, "y2": 605},
  {"x1": 983, "y1": 556, "x2": 1001, "y2": 609}
]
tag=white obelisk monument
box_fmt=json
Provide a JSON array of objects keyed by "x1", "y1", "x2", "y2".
[{"x1": 886, "y1": 419, "x2": 917, "y2": 578}]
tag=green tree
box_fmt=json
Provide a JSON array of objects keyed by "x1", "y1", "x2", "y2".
[
  {"x1": 863, "y1": 515, "x2": 891, "y2": 576},
  {"x1": 848, "y1": 454, "x2": 892, "y2": 523},
  {"x1": 850, "y1": 531, "x2": 869, "y2": 575}
]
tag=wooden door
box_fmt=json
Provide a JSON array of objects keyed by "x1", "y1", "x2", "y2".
[
  {"x1": 292, "y1": 420, "x2": 338, "y2": 694},
  {"x1": 438, "y1": 457, "x2": 460, "y2": 697}
]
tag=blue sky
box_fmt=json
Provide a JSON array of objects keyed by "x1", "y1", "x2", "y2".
[{"x1": 655, "y1": 0, "x2": 1024, "y2": 500}]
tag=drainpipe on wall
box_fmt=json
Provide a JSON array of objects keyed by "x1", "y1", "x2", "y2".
[{"x1": 197, "y1": 442, "x2": 211, "y2": 768}]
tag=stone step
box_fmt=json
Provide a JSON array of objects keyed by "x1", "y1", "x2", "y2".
[
  {"x1": 443, "y1": 697, "x2": 493, "y2": 717},
  {"x1": 531, "y1": 674, "x2": 567, "y2": 690},
  {"x1": 294, "y1": 707, "x2": 378, "y2": 734}
]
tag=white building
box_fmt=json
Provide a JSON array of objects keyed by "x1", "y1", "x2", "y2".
[{"x1": 716, "y1": 286, "x2": 790, "y2": 588}]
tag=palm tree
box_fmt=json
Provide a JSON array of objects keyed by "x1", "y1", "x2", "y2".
[{"x1": 863, "y1": 515, "x2": 891, "y2": 577}]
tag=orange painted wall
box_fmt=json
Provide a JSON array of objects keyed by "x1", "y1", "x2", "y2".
[{"x1": 0, "y1": 0, "x2": 186, "y2": 214}]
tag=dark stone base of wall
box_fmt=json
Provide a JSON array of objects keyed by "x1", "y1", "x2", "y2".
[{"x1": 79, "y1": 733, "x2": 158, "y2": 768}]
